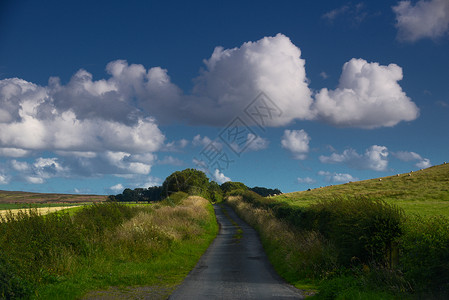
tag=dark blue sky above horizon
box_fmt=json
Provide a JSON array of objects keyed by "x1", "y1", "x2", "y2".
[{"x1": 1, "y1": 0, "x2": 448, "y2": 194}]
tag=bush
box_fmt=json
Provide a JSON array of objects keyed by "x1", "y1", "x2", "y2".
[
  {"x1": 400, "y1": 215, "x2": 449, "y2": 294},
  {"x1": 0, "y1": 256, "x2": 33, "y2": 299},
  {"x1": 304, "y1": 197, "x2": 404, "y2": 266},
  {"x1": 0, "y1": 209, "x2": 86, "y2": 283},
  {"x1": 73, "y1": 202, "x2": 135, "y2": 235},
  {"x1": 220, "y1": 181, "x2": 248, "y2": 194},
  {"x1": 161, "y1": 191, "x2": 189, "y2": 206}
]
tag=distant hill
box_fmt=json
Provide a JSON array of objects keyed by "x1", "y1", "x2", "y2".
[
  {"x1": 274, "y1": 163, "x2": 449, "y2": 216},
  {"x1": 0, "y1": 190, "x2": 107, "y2": 204}
]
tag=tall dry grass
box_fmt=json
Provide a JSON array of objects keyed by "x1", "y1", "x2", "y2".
[
  {"x1": 105, "y1": 196, "x2": 211, "y2": 260},
  {"x1": 0, "y1": 195, "x2": 217, "y2": 299},
  {"x1": 226, "y1": 196, "x2": 337, "y2": 282}
]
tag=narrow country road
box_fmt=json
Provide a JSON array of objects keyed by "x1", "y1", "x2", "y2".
[{"x1": 169, "y1": 204, "x2": 304, "y2": 299}]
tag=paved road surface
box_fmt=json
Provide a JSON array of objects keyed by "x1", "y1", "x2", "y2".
[{"x1": 169, "y1": 204, "x2": 304, "y2": 299}]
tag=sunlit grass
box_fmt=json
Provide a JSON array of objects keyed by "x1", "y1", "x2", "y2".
[
  {"x1": 0, "y1": 196, "x2": 218, "y2": 299},
  {"x1": 275, "y1": 163, "x2": 449, "y2": 217}
]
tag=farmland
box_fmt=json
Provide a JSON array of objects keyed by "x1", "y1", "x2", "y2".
[
  {"x1": 0, "y1": 190, "x2": 107, "y2": 205},
  {"x1": 274, "y1": 163, "x2": 449, "y2": 217}
]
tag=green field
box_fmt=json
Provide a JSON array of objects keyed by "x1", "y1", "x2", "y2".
[{"x1": 274, "y1": 163, "x2": 449, "y2": 216}]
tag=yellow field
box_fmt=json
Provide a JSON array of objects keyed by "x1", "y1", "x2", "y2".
[{"x1": 0, "y1": 206, "x2": 81, "y2": 218}]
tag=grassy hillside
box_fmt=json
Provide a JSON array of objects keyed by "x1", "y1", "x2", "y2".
[
  {"x1": 0, "y1": 190, "x2": 107, "y2": 204},
  {"x1": 274, "y1": 163, "x2": 449, "y2": 216}
]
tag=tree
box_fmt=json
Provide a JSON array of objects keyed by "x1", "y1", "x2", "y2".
[
  {"x1": 162, "y1": 169, "x2": 210, "y2": 197},
  {"x1": 220, "y1": 181, "x2": 248, "y2": 194},
  {"x1": 122, "y1": 188, "x2": 138, "y2": 202},
  {"x1": 144, "y1": 186, "x2": 163, "y2": 202},
  {"x1": 208, "y1": 181, "x2": 223, "y2": 202},
  {"x1": 250, "y1": 186, "x2": 282, "y2": 197}
]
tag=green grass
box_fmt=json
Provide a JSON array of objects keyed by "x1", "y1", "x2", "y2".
[
  {"x1": 275, "y1": 163, "x2": 449, "y2": 216},
  {"x1": 0, "y1": 196, "x2": 218, "y2": 299}
]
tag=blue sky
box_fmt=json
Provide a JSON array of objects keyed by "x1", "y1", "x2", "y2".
[{"x1": 0, "y1": 0, "x2": 448, "y2": 195}]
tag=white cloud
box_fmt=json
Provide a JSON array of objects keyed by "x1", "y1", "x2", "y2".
[
  {"x1": 192, "y1": 134, "x2": 222, "y2": 149},
  {"x1": 281, "y1": 129, "x2": 310, "y2": 160},
  {"x1": 0, "y1": 173, "x2": 9, "y2": 184},
  {"x1": 393, "y1": 150, "x2": 432, "y2": 168},
  {"x1": 320, "y1": 145, "x2": 389, "y2": 171},
  {"x1": 213, "y1": 169, "x2": 231, "y2": 184},
  {"x1": 314, "y1": 58, "x2": 419, "y2": 129},
  {"x1": 25, "y1": 176, "x2": 45, "y2": 184},
  {"x1": 109, "y1": 183, "x2": 124, "y2": 193},
  {"x1": 10, "y1": 160, "x2": 30, "y2": 171},
  {"x1": 393, "y1": 151, "x2": 423, "y2": 161},
  {"x1": 163, "y1": 139, "x2": 189, "y2": 152},
  {"x1": 187, "y1": 33, "x2": 314, "y2": 126},
  {"x1": 246, "y1": 134, "x2": 269, "y2": 151},
  {"x1": 393, "y1": 0, "x2": 449, "y2": 42},
  {"x1": 318, "y1": 171, "x2": 358, "y2": 183},
  {"x1": 0, "y1": 78, "x2": 166, "y2": 154},
  {"x1": 230, "y1": 133, "x2": 269, "y2": 153},
  {"x1": 0, "y1": 148, "x2": 30, "y2": 157},
  {"x1": 297, "y1": 177, "x2": 316, "y2": 184},
  {"x1": 157, "y1": 156, "x2": 184, "y2": 166},
  {"x1": 322, "y1": 5, "x2": 349, "y2": 22},
  {"x1": 322, "y1": 3, "x2": 368, "y2": 25},
  {"x1": 140, "y1": 176, "x2": 162, "y2": 188},
  {"x1": 416, "y1": 158, "x2": 432, "y2": 168},
  {"x1": 1, "y1": 35, "x2": 418, "y2": 133},
  {"x1": 319, "y1": 72, "x2": 329, "y2": 79}
]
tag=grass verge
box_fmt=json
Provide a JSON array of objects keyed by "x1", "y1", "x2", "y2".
[{"x1": 0, "y1": 195, "x2": 218, "y2": 299}]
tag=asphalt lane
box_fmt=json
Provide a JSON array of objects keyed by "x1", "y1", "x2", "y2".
[{"x1": 169, "y1": 204, "x2": 304, "y2": 299}]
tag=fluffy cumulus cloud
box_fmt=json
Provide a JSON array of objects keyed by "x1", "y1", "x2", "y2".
[
  {"x1": 393, "y1": 151, "x2": 432, "y2": 168},
  {"x1": 314, "y1": 58, "x2": 419, "y2": 129},
  {"x1": 0, "y1": 34, "x2": 423, "y2": 187},
  {"x1": 297, "y1": 177, "x2": 316, "y2": 184},
  {"x1": 213, "y1": 169, "x2": 231, "y2": 184},
  {"x1": 393, "y1": 0, "x2": 449, "y2": 42},
  {"x1": 109, "y1": 183, "x2": 124, "y2": 193},
  {"x1": 320, "y1": 145, "x2": 389, "y2": 171},
  {"x1": 281, "y1": 129, "x2": 310, "y2": 160},
  {"x1": 0, "y1": 71, "x2": 166, "y2": 181},
  {"x1": 188, "y1": 33, "x2": 314, "y2": 126},
  {"x1": 0, "y1": 172, "x2": 9, "y2": 184},
  {"x1": 318, "y1": 171, "x2": 358, "y2": 183}
]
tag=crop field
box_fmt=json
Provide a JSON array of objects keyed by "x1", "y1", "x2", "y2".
[
  {"x1": 0, "y1": 206, "x2": 83, "y2": 219},
  {"x1": 0, "y1": 190, "x2": 107, "y2": 204},
  {"x1": 273, "y1": 163, "x2": 449, "y2": 217}
]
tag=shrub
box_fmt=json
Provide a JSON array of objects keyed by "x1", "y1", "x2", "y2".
[
  {"x1": 400, "y1": 215, "x2": 449, "y2": 294},
  {"x1": 220, "y1": 181, "x2": 248, "y2": 194},
  {"x1": 0, "y1": 256, "x2": 33, "y2": 299},
  {"x1": 304, "y1": 197, "x2": 404, "y2": 266},
  {"x1": 161, "y1": 191, "x2": 189, "y2": 206},
  {"x1": 73, "y1": 202, "x2": 135, "y2": 235}
]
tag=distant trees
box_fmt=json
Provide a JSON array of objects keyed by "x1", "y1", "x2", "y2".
[
  {"x1": 108, "y1": 168, "x2": 281, "y2": 203},
  {"x1": 108, "y1": 186, "x2": 162, "y2": 203},
  {"x1": 250, "y1": 186, "x2": 282, "y2": 197}
]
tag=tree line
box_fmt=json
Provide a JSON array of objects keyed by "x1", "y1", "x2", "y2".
[{"x1": 108, "y1": 168, "x2": 282, "y2": 202}]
